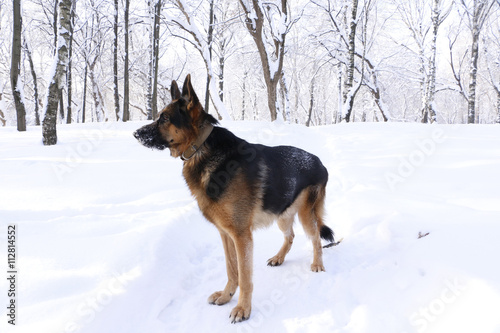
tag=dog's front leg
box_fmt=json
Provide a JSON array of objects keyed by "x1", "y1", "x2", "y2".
[
  {"x1": 208, "y1": 230, "x2": 238, "y2": 305},
  {"x1": 229, "y1": 229, "x2": 253, "y2": 323}
]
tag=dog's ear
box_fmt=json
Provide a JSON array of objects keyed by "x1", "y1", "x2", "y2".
[
  {"x1": 171, "y1": 80, "x2": 181, "y2": 101},
  {"x1": 182, "y1": 74, "x2": 200, "y2": 106}
]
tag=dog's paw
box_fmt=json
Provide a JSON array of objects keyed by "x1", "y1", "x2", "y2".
[
  {"x1": 229, "y1": 304, "x2": 251, "y2": 323},
  {"x1": 208, "y1": 291, "x2": 233, "y2": 306},
  {"x1": 267, "y1": 255, "x2": 285, "y2": 267},
  {"x1": 310, "y1": 263, "x2": 325, "y2": 272}
]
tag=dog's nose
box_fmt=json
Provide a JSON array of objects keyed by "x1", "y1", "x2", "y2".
[{"x1": 133, "y1": 131, "x2": 139, "y2": 140}]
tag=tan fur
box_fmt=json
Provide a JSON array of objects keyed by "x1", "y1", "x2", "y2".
[{"x1": 157, "y1": 105, "x2": 198, "y2": 158}]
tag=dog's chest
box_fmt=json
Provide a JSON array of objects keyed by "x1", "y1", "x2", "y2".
[{"x1": 182, "y1": 162, "x2": 217, "y2": 213}]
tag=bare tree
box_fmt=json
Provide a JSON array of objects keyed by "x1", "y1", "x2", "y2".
[
  {"x1": 447, "y1": 16, "x2": 469, "y2": 110},
  {"x1": 167, "y1": 0, "x2": 231, "y2": 120},
  {"x1": 424, "y1": 0, "x2": 449, "y2": 123},
  {"x1": 483, "y1": 7, "x2": 500, "y2": 123},
  {"x1": 84, "y1": 0, "x2": 109, "y2": 123},
  {"x1": 0, "y1": 88, "x2": 6, "y2": 126},
  {"x1": 151, "y1": 0, "x2": 161, "y2": 120},
  {"x1": 343, "y1": 0, "x2": 360, "y2": 122},
  {"x1": 11, "y1": 0, "x2": 26, "y2": 131},
  {"x1": 23, "y1": 32, "x2": 40, "y2": 125},
  {"x1": 65, "y1": 0, "x2": 75, "y2": 124},
  {"x1": 313, "y1": 0, "x2": 390, "y2": 122},
  {"x1": 394, "y1": 0, "x2": 451, "y2": 123},
  {"x1": 122, "y1": 0, "x2": 130, "y2": 121},
  {"x1": 457, "y1": 0, "x2": 495, "y2": 123},
  {"x1": 213, "y1": 0, "x2": 239, "y2": 105},
  {"x1": 146, "y1": 0, "x2": 162, "y2": 120},
  {"x1": 305, "y1": 65, "x2": 317, "y2": 127},
  {"x1": 42, "y1": 0, "x2": 72, "y2": 145},
  {"x1": 238, "y1": 0, "x2": 290, "y2": 121},
  {"x1": 113, "y1": 0, "x2": 120, "y2": 121},
  {"x1": 204, "y1": 0, "x2": 215, "y2": 113}
]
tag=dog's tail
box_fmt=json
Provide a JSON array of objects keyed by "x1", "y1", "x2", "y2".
[
  {"x1": 320, "y1": 225, "x2": 335, "y2": 243},
  {"x1": 309, "y1": 184, "x2": 336, "y2": 246}
]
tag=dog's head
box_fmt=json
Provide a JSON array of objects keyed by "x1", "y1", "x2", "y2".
[{"x1": 133, "y1": 74, "x2": 218, "y2": 157}]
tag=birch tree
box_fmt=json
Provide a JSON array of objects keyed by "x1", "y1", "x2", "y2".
[
  {"x1": 65, "y1": 0, "x2": 75, "y2": 124},
  {"x1": 343, "y1": 0, "x2": 359, "y2": 122},
  {"x1": 457, "y1": 0, "x2": 495, "y2": 123},
  {"x1": 204, "y1": 0, "x2": 215, "y2": 113},
  {"x1": 313, "y1": 0, "x2": 390, "y2": 122},
  {"x1": 113, "y1": 0, "x2": 120, "y2": 121},
  {"x1": 23, "y1": 33, "x2": 40, "y2": 125},
  {"x1": 85, "y1": 0, "x2": 109, "y2": 122},
  {"x1": 238, "y1": 0, "x2": 290, "y2": 121},
  {"x1": 11, "y1": 0, "x2": 26, "y2": 131},
  {"x1": 0, "y1": 90, "x2": 5, "y2": 126},
  {"x1": 394, "y1": 0, "x2": 450, "y2": 123},
  {"x1": 122, "y1": 0, "x2": 130, "y2": 122},
  {"x1": 146, "y1": 0, "x2": 162, "y2": 120},
  {"x1": 483, "y1": 8, "x2": 500, "y2": 123},
  {"x1": 42, "y1": 0, "x2": 72, "y2": 145}
]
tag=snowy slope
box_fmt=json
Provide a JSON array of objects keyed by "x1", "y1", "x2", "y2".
[{"x1": 1, "y1": 121, "x2": 500, "y2": 333}]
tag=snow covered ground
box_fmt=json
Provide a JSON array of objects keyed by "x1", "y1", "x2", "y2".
[{"x1": 1, "y1": 121, "x2": 500, "y2": 333}]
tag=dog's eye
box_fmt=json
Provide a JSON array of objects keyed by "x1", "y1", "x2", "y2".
[{"x1": 159, "y1": 114, "x2": 170, "y2": 124}]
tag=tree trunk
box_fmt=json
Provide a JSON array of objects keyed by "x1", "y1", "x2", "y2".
[
  {"x1": 59, "y1": 89, "x2": 65, "y2": 120},
  {"x1": 80, "y1": 15, "x2": 89, "y2": 124},
  {"x1": 11, "y1": 0, "x2": 26, "y2": 131},
  {"x1": 66, "y1": 0, "x2": 75, "y2": 124},
  {"x1": 146, "y1": 2, "x2": 153, "y2": 120},
  {"x1": 342, "y1": 0, "x2": 358, "y2": 123},
  {"x1": 241, "y1": 69, "x2": 247, "y2": 120},
  {"x1": 152, "y1": 0, "x2": 161, "y2": 120},
  {"x1": 0, "y1": 92, "x2": 6, "y2": 126},
  {"x1": 419, "y1": 45, "x2": 428, "y2": 123},
  {"x1": 204, "y1": 0, "x2": 215, "y2": 113},
  {"x1": 123, "y1": 0, "x2": 130, "y2": 122},
  {"x1": 238, "y1": 0, "x2": 287, "y2": 121},
  {"x1": 171, "y1": 0, "x2": 230, "y2": 120},
  {"x1": 24, "y1": 35, "x2": 40, "y2": 126},
  {"x1": 466, "y1": 0, "x2": 493, "y2": 124},
  {"x1": 82, "y1": 60, "x2": 88, "y2": 123},
  {"x1": 367, "y1": 69, "x2": 388, "y2": 122},
  {"x1": 280, "y1": 73, "x2": 290, "y2": 122},
  {"x1": 88, "y1": 59, "x2": 105, "y2": 122},
  {"x1": 306, "y1": 75, "x2": 315, "y2": 127},
  {"x1": 218, "y1": 52, "x2": 224, "y2": 103},
  {"x1": 146, "y1": 0, "x2": 161, "y2": 120},
  {"x1": 467, "y1": 14, "x2": 480, "y2": 123},
  {"x1": 113, "y1": 0, "x2": 120, "y2": 121},
  {"x1": 424, "y1": 0, "x2": 440, "y2": 124},
  {"x1": 42, "y1": 0, "x2": 72, "y2": 145},
  {"x1": 497, "y1": 90, "x2": 500, "y2": 124}
]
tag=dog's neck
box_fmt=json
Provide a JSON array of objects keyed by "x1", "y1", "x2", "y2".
[{"x1": 181, "y1": 123, "x2": 214, "y2": 161}]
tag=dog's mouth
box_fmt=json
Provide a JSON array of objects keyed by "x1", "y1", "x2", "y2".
[{"x1": 133, "y1": 127, "x2": 170, "y2": 151}]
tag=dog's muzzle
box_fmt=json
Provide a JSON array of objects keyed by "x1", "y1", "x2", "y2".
[{"x1": 133, "y1": 124, "x2": 168, "y2": 150}]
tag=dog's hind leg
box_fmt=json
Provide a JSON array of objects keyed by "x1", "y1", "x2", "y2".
[
  {"x1": 208, "y1": 230, "x2": 238, "y2": 306},
  {"x1": 267, "y1": 215, "x2": 294, "y2": 267},
  {"x1": 298, "y1": 185, "x2": 327, "y2": 272}
]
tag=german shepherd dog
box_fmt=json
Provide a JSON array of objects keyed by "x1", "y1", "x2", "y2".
[{"x1": 133, "y1": 75, "x2": 334, "y2": 323}]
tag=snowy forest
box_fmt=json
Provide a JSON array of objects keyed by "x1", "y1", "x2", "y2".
[
  {"x1": 3, "y1": 1, "x2": 500, "y2": 332},
  {"x1": 2, "y1": 0, "x2": 500, "y2": 135}
]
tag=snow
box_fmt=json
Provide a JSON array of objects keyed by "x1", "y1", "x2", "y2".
[{"x1": 1, "y1": 121, "x2": 500, "y2": 333}]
